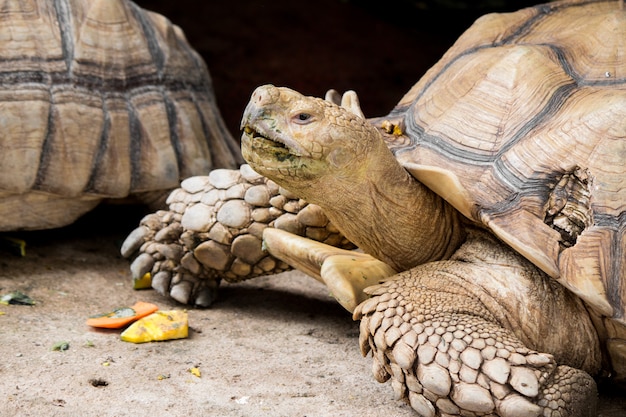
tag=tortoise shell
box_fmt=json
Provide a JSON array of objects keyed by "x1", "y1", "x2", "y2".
[
  {"x1": 381, "y1": 0, "x2": 625, "y2": 330},
  {"x1": 0, "y1": 0, "x2": 242, "y2": 230}
]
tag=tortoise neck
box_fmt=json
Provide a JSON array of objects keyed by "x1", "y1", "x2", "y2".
[{"x1": 305, "y1": 141, "x2": 466, "y2": 272}]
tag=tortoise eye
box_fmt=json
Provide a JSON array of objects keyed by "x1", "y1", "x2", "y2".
[{"x1": 293, "y1": 113, "x2": 313, "y2": 124}]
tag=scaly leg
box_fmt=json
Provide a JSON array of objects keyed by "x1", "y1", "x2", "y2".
[
  {"x1": 121, "y1": 164, "x2": 352, "y2": 306},
  {"x1": 354, "y1": 231, "x2": 600, "y2": 416}
]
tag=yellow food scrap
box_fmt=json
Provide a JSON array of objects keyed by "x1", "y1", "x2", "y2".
[
  {"x1": 1, "y1": 236, "x2": 26, "y2": 256},
  {"x1": 188, "y1": 367, "x2": 201, "y2": 378},
  {"x1": 133, "y1": 272, "x2": 152, "y2": 290},
  {"x1": 120, "y1": 310, "x2": 188, "y2": 343}
]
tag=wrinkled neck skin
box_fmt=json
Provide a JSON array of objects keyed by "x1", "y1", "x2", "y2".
[{"x1": 285, "y1": 136, "x2": 466, "y2": 272}]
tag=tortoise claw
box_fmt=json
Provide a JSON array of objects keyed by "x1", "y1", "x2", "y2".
[
  {"x1": 151, "y1": 271, "x2": 172, "y2": 296},
  {"x1": 120, "y1": 226, "x2": 150, "y2": 258},
  {"x1": 340, "y1": 90, "x2": 365, "y2": 119},
  {"x1": 169, "y1": 278, "x2": 193, "y2": 305},
  {"x1": 324, "y1": 89, "x2": 365, "y2": 119},
  {"x1": 194, "y1": 281, "x2": 220, "y2": 308},
  {"x1": 324, "y1": 89, "x2": 342, "y2": 105},
  {"x1": 129, "y1": 253, "x2": 154, "y2": 280}
]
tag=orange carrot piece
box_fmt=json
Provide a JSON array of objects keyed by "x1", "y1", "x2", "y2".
[{"x1": 86, "y1": 301, "x2": 159, "y2": 329}]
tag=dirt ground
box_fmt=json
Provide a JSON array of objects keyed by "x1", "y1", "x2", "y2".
[
  {"x1": 1, "y1": 1, "x2": 625, "y2": 416},
  {"x1": 0, "y1": 206, "x2": 422, "y2": 417},
  {"x1": 1, "y1": 209, "x2": 626, "y2": 417}
]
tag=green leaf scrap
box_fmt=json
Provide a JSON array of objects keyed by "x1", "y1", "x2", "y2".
[{"x1": 0, "y1": 291, "x2": 35, "y2": 306}]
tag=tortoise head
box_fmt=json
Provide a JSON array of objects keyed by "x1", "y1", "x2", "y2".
[
  {"x1": 241, "y1": 85, "x2": 464, "y2": 271},
  {"x1": 240, "y1": 85, "x2": 386, "y2": 199}
]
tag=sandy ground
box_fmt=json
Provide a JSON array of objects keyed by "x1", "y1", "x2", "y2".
[
  {"x1": 1, "y1": 208, "x2": 625, "y2": 417},
  {"x1": 0, "y1": 207, "x2": 423, "y2": 417}
]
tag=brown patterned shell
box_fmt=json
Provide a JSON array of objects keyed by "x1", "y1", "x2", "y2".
[
  {"x1": 0, "y1": 0, "x2": 243, "y2": 230},
  {"x1": 383, "y1": 0, "x2": 625, "y2": 329}
]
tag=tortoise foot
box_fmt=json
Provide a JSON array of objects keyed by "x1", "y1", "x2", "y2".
[
  {"x1": 354, "y1": 270, "x2": 599, "y2": 417},
  {"x1": 124, "y1": 209, "x2": 220, "y2": 306},
  {"x1": 121, "y1": 165, "x2": 351, "y2": 306}
]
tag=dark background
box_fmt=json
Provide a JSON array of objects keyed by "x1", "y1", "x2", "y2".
[{"x1": 133, "y1": 0, "x2": 540, "y2": 135}]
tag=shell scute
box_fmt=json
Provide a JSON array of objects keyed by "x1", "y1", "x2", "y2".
[
  {"x1": 35, "y1": 88, "x2": 105, "y2": 196},
  {"x1": 72, "y1": 0, "x2": 155, "y2": 82},
  {"x1": 387, "y1": 0, "x2": 625, "y2": 323},
  {"x1": 0, "y1": 87, "x2": 50, "y2": 193},
  {"x1": 0, "y1": 0, "x2": 242, "y2": 230}
]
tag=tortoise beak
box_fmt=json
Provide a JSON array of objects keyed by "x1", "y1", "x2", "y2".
[{"x1": 240, "y1": 84, "x2": 281, "y2": 130}]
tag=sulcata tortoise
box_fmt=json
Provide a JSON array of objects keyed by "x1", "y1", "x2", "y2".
[
  {"x1": 124, "y1": 0, "x2": 625, "y2": 415},
  {"x1": 0, "y1": 0, "x2": 242, "y2": 231}
]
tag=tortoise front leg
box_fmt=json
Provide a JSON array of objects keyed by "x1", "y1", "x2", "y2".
[
  {"x1": 354, "y1": 232, "x2": 600, "y2": 417},
  {"x1": 263, "y1": 228, "x2": 397, "y2": 311},
  {"x1": 121, "y1": 164, "x2": 353, "y2": 306}
]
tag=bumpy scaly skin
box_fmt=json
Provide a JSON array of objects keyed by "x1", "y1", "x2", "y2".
[
  {"x1": 121, "y1": 164, "x2": 352, "y2": 306},
  {"x1": 354, "y1": 232, "x2": 599, "y2": 417}
]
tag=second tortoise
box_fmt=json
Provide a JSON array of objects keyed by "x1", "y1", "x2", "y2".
[{"x1": 0, "y1": 0, "x2": 242, "y2": 231}]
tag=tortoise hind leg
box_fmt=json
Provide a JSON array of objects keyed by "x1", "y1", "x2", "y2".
[
  {"x1": 353, "y1": 232, "x2": 600, "y2": 416},
  {"x1": 356, "y1": 288, "x2": 597, "y2": 416}
]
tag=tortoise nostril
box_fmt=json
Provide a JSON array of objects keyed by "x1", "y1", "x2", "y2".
[
  {"x1": 252, "y1": 85, "x2": 280, "y2": 106},
  {"x1": 253, "y1": 90, "x2": 267, "y2": 105}
]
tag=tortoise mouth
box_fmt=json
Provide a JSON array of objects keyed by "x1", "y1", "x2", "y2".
[{"x1": 241, "y1": 125, "x2": 301, "y2": 166}]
